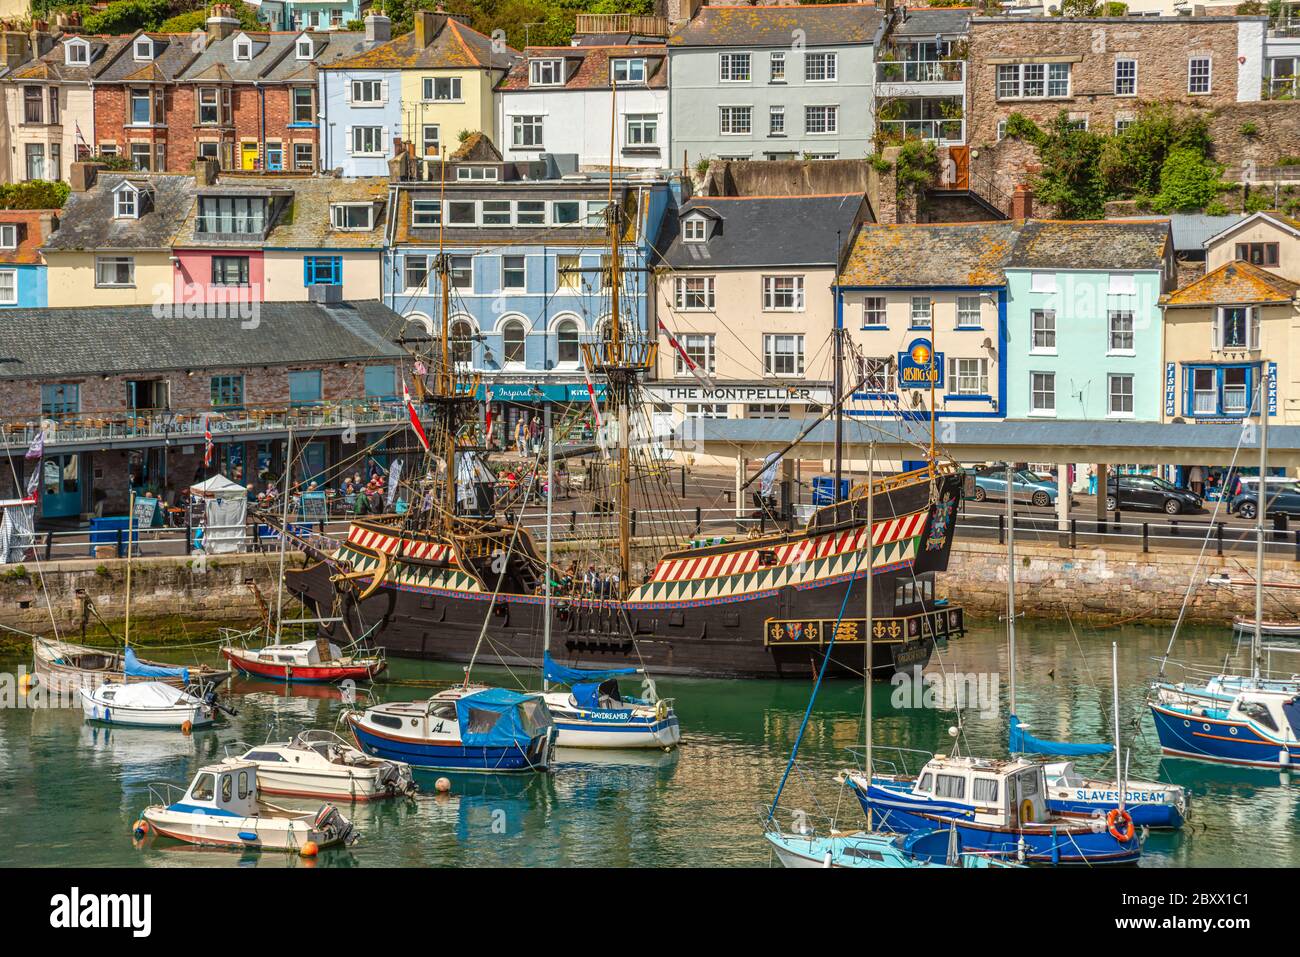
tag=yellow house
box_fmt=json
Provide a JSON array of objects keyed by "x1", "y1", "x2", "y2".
[
  {"x1": 40, "y1": 172, "x2": 193, "y2": 307},
  {"x1": 1204, "y1": 212, "x2": 1300, "y2": 282}
]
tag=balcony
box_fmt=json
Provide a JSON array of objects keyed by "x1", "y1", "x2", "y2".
[
  {"x1": 878, "y1": 118, "x2": 965, "y2": 146},
  {"x1": 0, "y1": 400, "x2": 409, "y2": 453},
  {"x1": 875, "y1": 59, "x2": 966, "y2": 98}
]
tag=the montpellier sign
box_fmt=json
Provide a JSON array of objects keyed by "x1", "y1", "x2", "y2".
[{"x1": 648, "y1": 384, "x2": 833, "y2": 404}]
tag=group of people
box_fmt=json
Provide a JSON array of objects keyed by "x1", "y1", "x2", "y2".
[
  {"x1": 512, "y1": 415, "x2": 544, "y2": 456},
  {"x1": 551, "y1": 562, "x2": 622, "y2": 599}
]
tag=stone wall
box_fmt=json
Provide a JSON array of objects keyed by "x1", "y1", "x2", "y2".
[{"x1": 944, "y1": 539, "x2": 1300, "y2": 625}]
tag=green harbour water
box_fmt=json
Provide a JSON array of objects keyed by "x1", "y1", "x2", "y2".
[{"x1": 1, "y1": 619, "x2": 1297, "y2": 868}]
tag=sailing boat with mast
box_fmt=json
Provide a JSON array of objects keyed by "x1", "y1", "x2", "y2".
[{"x1": 1150, "y1": 369, "x2": 1300, "y2": 768}]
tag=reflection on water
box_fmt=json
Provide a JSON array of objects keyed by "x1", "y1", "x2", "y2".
[{"x1": 0, "y1": 618, "x2": 1297, "y2": 867}]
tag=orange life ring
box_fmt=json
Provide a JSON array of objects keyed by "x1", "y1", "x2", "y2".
[{"x1": 1107, "y1": 807, "x2": 1135, "y2": 843}]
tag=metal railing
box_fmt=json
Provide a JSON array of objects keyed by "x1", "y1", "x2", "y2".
[
  {"x1": 0, "y1": 400, "x2": 411, "y2": 450},
  {"x1": 878, "y1": 118, "x2": 965, "y2": 144},
  {"x1": 875, "y1": 60, "x2": 965, "y2": 84}
]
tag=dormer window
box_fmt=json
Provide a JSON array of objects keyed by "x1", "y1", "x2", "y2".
[
  {"x1": 295, "y1": 35, "x2": 313, "y2": 59},
  {"x1": 133, "y1": 37, "x2": 153, "y2": 61},
  {"x1": 0, "y1": 224, "x2": 17, "y2": 249},
  {"x1": 455, "y1": 166, "x2": 498, "y2": 182},
  {"x1": 682, "y1": 215, "x2": 707, "y2": 243},
  {"x1": 611, "y1": 58, "x2": 646, "y2": 84},
  {"x1": 529, "y1": 58, "x2": 564, "y2": 87},
  {"x1": 331, "y1": 203, "x2": 374, "y2": 231},
  {"x1": 233, "y1": 35, "x2": 252, "y2": 61},
  {"x1": 64, "y1": 39, "x2": 89, "y2": 66},
  {"x1": 114, "y1": 184, "x2": 140, "y2": 219}
]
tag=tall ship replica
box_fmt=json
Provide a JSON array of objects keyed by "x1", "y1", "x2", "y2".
[{"x1": 286, "y1": 165, "x2": 964, "y2": 680}]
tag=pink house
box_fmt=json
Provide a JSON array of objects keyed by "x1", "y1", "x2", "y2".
[
  {"x1": 171, "y1": 182, "x2": 292, "y2": 307},
  {"x1": 172, "y1": 247, "x2": 265, "y2": 307}
]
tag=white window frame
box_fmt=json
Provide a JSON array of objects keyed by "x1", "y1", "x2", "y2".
[
  {"x1": 719, "y1": 105, "x2": 752, "y2": 135},
  {"x1": 351, "y1": 79, "x2": 382, "y2": 104},
  {"x1": 764, "y1": 333, "x2": 805, "y2": 377},
  {"x1": 65, "y1": 40, "x2": 89, "y2": 66},
  {"x1": 862, "y1": 295, "x2": 886, "y2": 328},
  {"x1": 769, "y1": 51, "x2": 785, "y2": 83},
  {"x1": 860, "y1": 356, "x2": 895, "y2": 393},
  {"x1": 411, "y1": 200, "x2": 441, "y2": 228},
  {"x1": 682, "y1": 215, "x2": 707, "y2": 243},
  {"x1": 95, "y1": 255, "x2": 135, "y2": 288},
  {"x1": 909, "y1": 296, "x2": 932, "y2": 329},
  {"x1": 234, "y1": 37, "x2": 252, "y2": 61},
  {"x1": 1030, "y1": 371, "x2": 1056, "y2": 416},
  {"x1": 1188, "y1": 56, "x2": 1212, "y2": 95},
  {"x1": 331, "y1": 203, "x2": 374, "y2": 231},
  {"x1": 0, "y1": 224, "x2": 16, "y2": 249},
  {"x1": 114, "y1": 186, "x2": 137, "y2": 219},
  {"x1": 529, "y1": 59, "x2": 564, "y2": 87},
  {"x1": 805, "y1": 52, "x2": 837, "y2": 83},
  {"x1": 423, "y1": 76, "x2": 462, "y2": 102},
  {"x1": 611, "y1": 58, "x2": 646, "y2": 84},
  {"x1": 421, "y1": 124, "x2": 440, "y2": 157},
  {"x1": 133, "y1": 38, "x2": 152, "y2": 61},
  {"x1": 1107, "y1": 373, "x2": 1134, "y2": 419},
  {"x1": 502, "y1": 255, "x2": 527, "y2": 291},
  {"x1": 996, "y1": 62, "x2": 1070, "y2": 100},
  {"x1": 624, "y1": 113, "x2": 658, "y2": 147},
  {"x1": 1114, "y1": 58, "x2": 1136, "y2": 96},
  {"x1": 956, "y1": 295, "x2": 982, "y2": 329},
  {"x1": 296, "y1": 37, "x2": 313, "y2": 60},
  {"x1": 511, "y1": 115, "x2": 543, "y2": 149},
  {"x1": 1031, "y1": 309, "x2": 1056, "y2": 354},
  {"x1": 720, "y1": 52, "x2": 751, "y2": 82},
  {"x1": 1108, "y1": 310, "x2": 1135, "y2": 355},
  {"x1": 762, "y1": 275, "x2": 805, "y2": 312},
  {"x1": 675, "y1": 333, "x2": 716, "y2": 376},
  {"x1": 769, "y1": 104, "x2": 785, "y2": 136},
  {"x1": 673, "y1": 275, "x2": 715, "y2": 311},
  {"x1": 804, "y1": 104, "x2": 838, "y2": 135},
  {"x1": 947, "y1": 357, "x2": 989, "y2": 396},
  {"x1": 0, "y1": 269, "x2": 16, "y2": 305},
  {"x1": 350, "y1": 126, "x2": 384, "y2": 156}
]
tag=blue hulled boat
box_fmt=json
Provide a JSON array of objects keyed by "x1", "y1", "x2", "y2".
[
  {"x1": 346, "y1": 686, "x2": 556, "y2": 772},
  {"x1": 763, "y1": 826, "x2": 1017, "y2": 869},
  {"x1": 1150, "y1": 685, "x2": 1300, "y2": 768},
  {"x1": 843, "y1": 754, "x2": 1144, "y2": 865}
]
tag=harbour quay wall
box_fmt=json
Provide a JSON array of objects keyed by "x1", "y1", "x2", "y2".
[{"x1": 944, "y1": 540, "x2": 1296, "y2": 625}]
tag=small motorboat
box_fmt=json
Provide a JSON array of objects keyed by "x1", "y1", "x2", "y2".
[
  {"x1": 1150, "y1": 683, "x2": 1300, "y2": 769},
  {"x1": 80, "y1": 681, "x2": 224, "y2": 730},
  {"x1": 220, "y1": 633, "x2": 386, "y2": 684},
  {"x1": 1232, "y1": 616, "x2": 1300, "y2": 638},
  {"x1": 140, "y1": 760, "x2": 358, "y2": 852},
  {"x1": 33, "y1": 639, "x2": 229, "y2": 695},
  {"x1": 764, "y1": 825, "x2": 1020, "y2": 869},
  {"x1": 229, "y1": 730, "x2": 417, "y2": 801},
  {"x1": 541, "y1": 653, "x2": 680, "y2": 750},
  {"x1": 347, "y1": 686, "x2": 556, "y2": 772},
  {"x1": 1042, "y1": 761, "x2": 1188, "y2": 829}
]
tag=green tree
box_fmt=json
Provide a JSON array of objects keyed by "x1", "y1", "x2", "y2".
[
  {"x1": 1031, "y1": 114, "x2": 1108, "y2": 219},
  {"x1": 1150, "y1": 148, "x2": 1225, "y2": 213},
  {"x1": 1097, "y1": 104, "x2": 1211, "y2": 199}
]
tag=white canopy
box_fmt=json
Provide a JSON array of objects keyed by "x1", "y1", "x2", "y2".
[{"x1": 188, "y1": 474, "x2": 247, "y2": 498}]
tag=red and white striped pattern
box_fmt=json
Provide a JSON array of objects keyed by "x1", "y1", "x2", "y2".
[
  {"x1": 346, "y1": 525, "x2": 455, "y2": 564},
  {"x1": 650, "y1": 510, "x2": 927, "y2": 584}
]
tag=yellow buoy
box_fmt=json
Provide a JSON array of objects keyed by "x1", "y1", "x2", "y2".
[
  {"x1": 18, "y1": 673, "x2": 33, "y2": 694},
  {"x1": 300, "y1": 840, "x2": 319, "y2": 858}
]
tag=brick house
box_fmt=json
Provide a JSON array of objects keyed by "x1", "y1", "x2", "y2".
[
  {"x1": 0, "y1": 207, "x2": 57, "y2": 307},
  {"x1": 0, "y1": 300, "x2": 412, "y2": 520},
  {"x1": 91, "y1": 30, "x2": 202, "y2": 171},
  {"x1": 966, "y1": 14, "x2": 1268, "y2": 147}
]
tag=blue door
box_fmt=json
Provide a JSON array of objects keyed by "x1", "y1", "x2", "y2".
[{"x1": 41, "y1": 453, "x2": 82, "y2": 519}]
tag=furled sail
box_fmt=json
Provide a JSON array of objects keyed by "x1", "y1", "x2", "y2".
[
  {"x1": 123, "y1": 647, "x2": 190, "y2": 684},
  {"x1": 1009, "y1": 713, "x2": 1112, "y2": 757}
]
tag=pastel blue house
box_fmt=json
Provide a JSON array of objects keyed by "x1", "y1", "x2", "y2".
[
  {"x1": 253, "y1": 0, "x2": 365, "y2": 31},
  {"x1": 318, "y1": 62, "x2": 402, "y2": 176},
  {"x1": 384, "y1": 151, "x2": 667, "y2": 433},
  {"x1": 0, "y1": 212, "x2": 52, "y2": 308},
  {"x1": 1002, "y1": 221, "x2": 1174, "y2": 423}
]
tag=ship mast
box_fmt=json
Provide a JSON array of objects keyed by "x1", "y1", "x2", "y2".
[{"x1": 437, "y1": 148, "x2": 456, "y2": 539}]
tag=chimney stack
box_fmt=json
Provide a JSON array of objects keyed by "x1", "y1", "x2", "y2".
[
  {"x1": 1011, "y1": 184, "x2": 1034, "y2": 220},
  {"x1": 365, "y1": 12, "x2": 391, "y2": 44},
  {"x1": 206, "y1": 4, "x2": 238, "y2": 43},
  {"x1": 70, "y1": 161, "x2": 103, "y2": 193},
  {"x1": 414, "y1": 9, "x2": 448, "y2": 48},
  {"x1": 194, "y1": 157, "x2": 220, "y2": 186}
]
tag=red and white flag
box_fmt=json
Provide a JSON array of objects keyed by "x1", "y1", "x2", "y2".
[
  {"x1": 203, "y1": 415, "x2": 213, "y2": 468},
  {"x1": 404, "y1": 386, "x2": 430, "y2": 452},
  {"x1": 581, "y1": 367, "x2": 603, "y2": 429},
  {"x1": 483, "y1": 383, "x2": 494, "y2": 441},
  {"x1": 658, "y1": 319, "x2": 715, "y2": 388}
]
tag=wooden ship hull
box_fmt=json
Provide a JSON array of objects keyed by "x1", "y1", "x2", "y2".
[
  {"x1": 285, "y1": 468, "x2": 966, "y2": 680},
  {"x1": 32, "y1": 639, "x2": 231, "y2": 696}
]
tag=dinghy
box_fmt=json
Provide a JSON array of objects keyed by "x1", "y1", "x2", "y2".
[
  {"x1": 346, "y1": 686, "x2": 556, "y2": 772},
  {"x1": 33, "y1": 639, "x2": 229, "y2": 695},
  {"x1": 228, "y1": 730, "x2": 416, "y2": 801},
  {"x1": 541, "y1": 654, "x2": 679, "y2": 750},
  {"x1": 140, "y1": 760, "x2": 358, "y2": 852},
  {"x1": 764, "y1": 826, "x2": 1018, "y2": 869},
  {"x1": 80, "y1": 681, "x2": 219, "y2": 730},
  {"x1": 1232, "y1": 616, "x2": 1300, "y2": 638}
]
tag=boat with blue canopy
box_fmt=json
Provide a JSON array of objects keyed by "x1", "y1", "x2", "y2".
[
  {"x1": 765, "y1": 824, "x2": 1018, "y2": 869},
  {"x1": 346, "y1": 686, "x2": 556, "y2": 772},
  {"x1": 541, "y1": 653, "x2": 680, "y2": 750}
]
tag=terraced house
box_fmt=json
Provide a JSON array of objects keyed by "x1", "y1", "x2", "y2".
[
  {"x1": 666, "y1": 4, "x2": 884, "y2": 164},
  {"x1": 0, "y1": 208, "x2": 56, "y2": 307},
  {"x1": 0, "y1": 32, "x2": 129, "y2": 184},
  {"x1": 384, "y1": 134, "x2": 668, "y2": 441},
  {"x1": 90, "y1": 30, "x2": 200, "y2": 171},
  {"x1": 319, "y1": 11, "x2": 517, "y2": 177},
  {"x1": 497, "y1": 43, "x2": 669, "y2": 172}
]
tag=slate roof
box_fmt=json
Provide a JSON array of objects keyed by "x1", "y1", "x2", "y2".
[
  {"x1": 176, "y1": 30, "x2": 369, "y2": 84},
  {"x1": 1112, "y1": 213, "x2": 1244, "y2": 254},
  {"x1": 838, "y1": 222, "x2": 1019, "y2": 287},
  {"x1": 0, "y1": 210, "x2": 57, "y2": 266},
  {"x1": 3, "y1": 35, "x2": 132, "y2": 83},
  {"x1": 1008, "y1": 219, "x2": 1169, "y2": 271},
  {"x1": 667, "y1": 4, "x2": 884, "y2": 48},
  {"x1": 170, "y1": 182, "x2": 296, "y2": 248},
  {"x1": 0, "y1": 301, "x2": 408, "y2": 380},
  {"x1": 93, "y1": 32, "x2": 202, "y2": 83},
  {"x1": 218, "y1": 174, "x2": 389, "y2": 249},
  {"x1": 41, "y1": 174, "x2": 196, "y2": 252},
  {"x1": 323, "y1": 19, "x2": 518, "y2": 70},
  {"x1": 499, "y1": 45, "x2": 668, "y2": 91},
  {"x1": 657, "y1": 194, "x2": 866, "y2": 270},
  {"x1": 891, "y1": 7, "x2": 972, "y2": 37},
  {"x1": 1160, "y1": 260, "x2": 1300, "y2": 308}
]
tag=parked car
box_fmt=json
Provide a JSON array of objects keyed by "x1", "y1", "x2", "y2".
[
  {"x1": 1229, "y1": 482, "x2": 1300, "y2": 520},
  {"x1": 1104, "y1": 474, "x2": 1203, "y2": 515},
  {"x1": 966, "y1": 465, "x2": 1062, "y2": 507}
]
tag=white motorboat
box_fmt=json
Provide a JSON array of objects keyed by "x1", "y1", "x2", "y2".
[
  {"x1": 140, "y1": 760, "x2": 358, "y2": 852},
  {"x1": 228, "y1": 730, "x2": 417, "y2": 801},
  {"x1": 80, "y1": 681, "x2": 218, "y2": 730},
  {"x1": 541, "y1": 653, "x2": 680, "y2": 750}
]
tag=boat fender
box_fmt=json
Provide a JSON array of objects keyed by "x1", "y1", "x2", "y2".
[
  {"x1": 181, "y1": 720, "x2": 193, "y2": 736},
  {"x1": 435, "y1": 777, "x2": 452, "y2": 793},
  {"x1": 300, "y1": 841, "x2": 319, "y2": 858},
  {"x1": 1106, "y1": 808, "x2": 1135, "y2": 843},
  {"x1": 18, "y1": 673, "x2": 34, "y2": 694},
  {"x1": 1019, "y1": 799, "x2": 1034, "y2": 826},
  {"x1": 132, "y1": 819, "x2": 149, "y2": 840},
  {"x1": 655, "y1": 700, "x2": 669, "y2": 722}
]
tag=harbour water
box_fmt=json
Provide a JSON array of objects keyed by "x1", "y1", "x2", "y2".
[{"x1": 2, "y1": 619, "x2": 1297, "y2": 867}]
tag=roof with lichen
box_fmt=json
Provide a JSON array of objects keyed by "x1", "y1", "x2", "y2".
[
  {"x1": 499, "y1": 44, "x2": 668, "y2": 91},
  {"x1": 321, "y1": 19, "x2": 518, "y2": 71},
  {"x1": 94, "y1": 31, "x2": 202, "y2": 83},
  {"x1": 2, "y1": 35, "x2": 132, "y2": 83},
  {"x1": 217, "y1": 175, "x2": 389, "y2": 249},
  {"x1": 1008, "y1": 219, "x2": 1170, "y2": 271},
  {"x1": 1160, "y1": 260, "x2": 1300, "y2": 308},
  {"x1": 838, "y1": 222, "x2": 1020, "y2": 288},
  {"x1": 666, "y1": 4, "x2": 883, "y2": 48}
]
